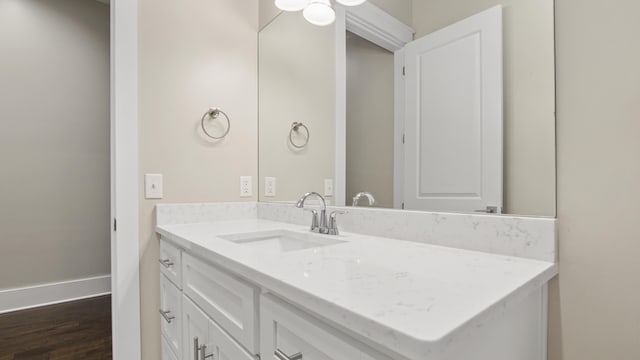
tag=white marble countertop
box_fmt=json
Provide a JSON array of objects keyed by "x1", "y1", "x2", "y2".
[{"x1": 157, "y1": 219, "x2": 557, "y2": 360}]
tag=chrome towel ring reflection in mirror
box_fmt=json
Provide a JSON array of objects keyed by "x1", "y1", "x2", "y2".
[
  {"x1": 289, "y1": 122, "x2": 310, "y2": 148},
  {"x1": 201, "y1": 107, "x2": 230, "y2": 139}
]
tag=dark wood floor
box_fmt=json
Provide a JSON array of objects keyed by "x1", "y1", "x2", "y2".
[{"x1": 0, "y1": 295, "x2": 112, "y2": 360}]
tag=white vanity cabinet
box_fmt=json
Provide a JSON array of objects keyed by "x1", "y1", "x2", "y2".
[
  {"x1": 159, "y1": 238, "x2": 393, "y2": 360},
  {"x1": 162, "y1": 336, "x2": 180, "y2": 360},
  {"x1": 181, "y1": 253, "x2": 259, "y2": 354},
  {"x1": 158, "y1": 233, "x2": 553, "y2": 360},
  {"x1": 159, "y1": 240, "x2": 182, "y2": 288},
  {"x1": 261, "y1": 294, "x2": 391, "y2": 360},
  {"x1": 183, "y1": 296, "x2": 256, "y2": 360},
  {"x1": 160, "y1": 239, "x2": 260, "y2": 360},
  {"x1": 159, "y1": 239, "x2": 183, "y2": 360},
  {"x1": 160, "y1": 274, "x2": 182, "y2": 357}
]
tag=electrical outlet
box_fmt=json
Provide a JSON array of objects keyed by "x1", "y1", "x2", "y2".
[
  {"x1": 145, "y1": 174, "x2": 163, "y2": 199},
  {"x1": 324, "y1": 179, "x2": 334, "y2": 197},
  {"x1": 265, "y1": 177, "x2": 276, "y2": 197},
  {"x1": 240, "y1": 176, "x2": 252, "y2": 197}
]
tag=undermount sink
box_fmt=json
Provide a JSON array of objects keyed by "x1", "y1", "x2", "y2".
[{"x1": 219, "y1": 229, "x2": 346, "y2": 254}]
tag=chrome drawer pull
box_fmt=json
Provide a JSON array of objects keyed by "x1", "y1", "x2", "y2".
[
  {"x1": 275, "y1": 349, "x2": 303, "y2": 360},
  {"x1": 199, "y1": 344, "x2": 214, "y2": 360},
  {"x1": 194, "y1": 337, "x2": 214, "y2": 360},
  {"x1": 159, "y1": 259, "x2": 175, "y2": 268},
  {"x1": 159, "y1": 309, "x2": 175, "y2": 323}
]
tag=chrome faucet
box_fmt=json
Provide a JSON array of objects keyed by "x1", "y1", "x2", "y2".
[
  {"x1": 296, "y1": 192, "x2": 328, "y2": 234},
  {"x1": 352, "y1": 192, "x2": 376, "y2": 207},
  {"x1": 296, "y1": 192, "x2": 346, "y2": 235}
]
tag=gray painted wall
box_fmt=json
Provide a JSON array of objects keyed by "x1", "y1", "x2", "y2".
[{"x1": 0, "y1": 0, "x2": 110, "y2": 290}]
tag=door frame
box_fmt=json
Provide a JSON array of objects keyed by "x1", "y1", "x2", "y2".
[
  {"x1": 110, "y1": 0, "x2": 141, "y2": 358},
  {"x1": 334, "y1": 3, "x2": 413, "y2": 206}
]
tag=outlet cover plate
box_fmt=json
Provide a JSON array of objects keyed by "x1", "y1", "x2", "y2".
[
  {"x1": 324, "y1": 179, "x2": 334, "y2": 197},
  {"x1": 265, "y1": 177, "x2": 276, "y2": 197},
  {"x1": 240, "y1": 176, "x2": 253, "y2": 197}
]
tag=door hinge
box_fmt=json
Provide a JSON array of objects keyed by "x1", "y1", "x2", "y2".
[
  {"x1": 474, "y1": 206, "x2": 498, "y2": 214},
  {"x1": 113, "y1": 218, "x2": 117, "y2": 232},
  {"x1": 402, "y1": 66, "x2": 406, "y2": 76},
  {"x1": 402, "y1": 202, "x2": 405, "y2": 209},
  {"x1": 402, "y1": 134, "x2": 405, "y2": 144}
]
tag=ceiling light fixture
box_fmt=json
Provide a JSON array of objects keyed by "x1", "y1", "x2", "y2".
[
  {"x1": 274, "y1": 0, "x2": 308, "y2": 12},
  {"x1": 275, "y1": 0, "x2": 367, "y2": 27},
  {"x1": 335, "y1": 0, "x2": 366, "y2": 6},
  {"x1": 303, "y1": 0, "x2": 335, "y2": 26}
]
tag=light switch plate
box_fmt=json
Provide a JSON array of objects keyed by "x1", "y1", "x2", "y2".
[
  {"x1": 240, "y1": 176, "x2": 253, "y2": 197},
  {"x1": 265, "y1": 177, "x2": 276, "y2": 197},
  {"x1": 324, "y1": 179, "x2": 334, "y2": 197},
  {"x1": 145, "y1": 174, "x2": 163, "y2": 199}
]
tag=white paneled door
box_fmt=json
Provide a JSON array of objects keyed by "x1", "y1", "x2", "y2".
[{"x1": 402, "y1": 6, "x2": 503, "y2": 213}]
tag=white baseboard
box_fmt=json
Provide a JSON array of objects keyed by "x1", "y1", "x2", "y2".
[{"x1": 0, "y1": 275, "x2": 111, "y2": 314}]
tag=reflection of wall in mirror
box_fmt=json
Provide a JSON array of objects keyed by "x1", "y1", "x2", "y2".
[
  {"x1": 413, "y1": 0, "x2": 556, "y2": 216},
  {"x1": 258, "y1": 0, "x2": 282, "y2": 30},
  {"x1": 346, "y1": 32, "x2": 395, "y2": 208},
  {"x1": 368, "y1": 0, "x2": 412, "y2": 26},
  {"x1": 258, "y1": 12, "x2": 336, "y2": 203}
]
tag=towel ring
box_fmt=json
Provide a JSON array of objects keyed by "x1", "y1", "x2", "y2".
[
  {"x1": 289, "y1": 122, "x2": 310, "y2": 149},
  {"x1": 201, "y1": 107, "x2": 230, "y2": 140}
]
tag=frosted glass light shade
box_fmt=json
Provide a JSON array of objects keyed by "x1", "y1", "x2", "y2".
[
  {"x1": 275, "y1": 0, "x2": 308, "y2": 12},
  {"x1": 303, "y1": 0, "x2": 335, "y2": 26},
  {"x1": 336, "y1": 0, "x2": 366, "y2": 6}
]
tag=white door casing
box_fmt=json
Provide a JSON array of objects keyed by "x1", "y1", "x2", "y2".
[
  {"x1": 335, "y1": 3, "x2": 414, "y2": 207},
  {"x1": 111, "y1": 0, "x2": 141, "y2": 358},
  {"x1": 403, "y1": 5, "x2": 503, "y2": 213}
]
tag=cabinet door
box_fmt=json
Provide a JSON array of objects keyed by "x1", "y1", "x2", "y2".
[
  {"x1": 182, "y1": 296, "x2": 210, "y2": 360},
  {"x1": 160, "y1": 274, "x2": 182, "y2": 357},
  {"x1": 261, "y1": 294, "x2": 391, "y2": 360},
  {"x1": 183, "y1": 295, "x2": 255, "y2": 360},
  {"x1": 162, "y1": 336, "x2": 179, "y2": 360},
  {"x1": 208, "y1": 318, "x2": 255, "y2": 360}
]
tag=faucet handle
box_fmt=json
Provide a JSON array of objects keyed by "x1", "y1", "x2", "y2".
[
  {"x1": 327, "y1": 210, "x2": 347, "y2": 236},
  {"x1": 304, "y1": 209, "x2": 319, "y2": 232}
]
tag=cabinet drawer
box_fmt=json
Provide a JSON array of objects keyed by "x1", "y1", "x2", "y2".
[
  {"x1": 162, "y1": 335, "x2": 180, "y2": 360},
  {"x1": 160, "y1": 239, "x2": 182, "y2": 288},
  {"x1": 182, "y1": 253, "x2": 259, "y2": 355},
  {"x1": 261, "y1": 294, "x2": 392, "y2": 360},
  {"x1": 160, "y1": 274, "x2": 182, "y2": 357}
]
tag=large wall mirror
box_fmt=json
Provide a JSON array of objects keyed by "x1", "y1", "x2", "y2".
[{"x1": 258, "y1": 0, "x2": 556, "y2": 216}]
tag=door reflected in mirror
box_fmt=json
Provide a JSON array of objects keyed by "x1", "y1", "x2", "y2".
[{"x1": 258, "y1": 0, "x2": 556, "y2": 216}]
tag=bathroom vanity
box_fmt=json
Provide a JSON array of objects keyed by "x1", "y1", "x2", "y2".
[{"x1": 156, "y1": 202, "x2": 556, "y2": 360}]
